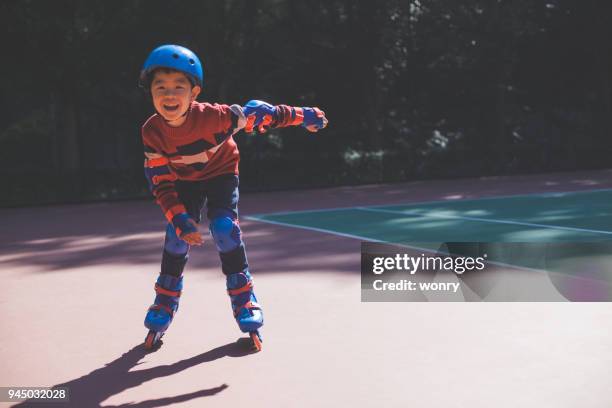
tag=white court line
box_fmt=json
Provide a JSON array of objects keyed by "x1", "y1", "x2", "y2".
[
  {"x1": 355, "y1": 207, "x2": 612, "y2": 236},
  {"x1": 244, "y1": 215, "x2": 387, "y2": 243},
  {"x1": 247, "y1": 187, "x2": 612, "y2": 218},
  {"x1": 244, "y1": 215, "x2": 560, "y2": 275}
]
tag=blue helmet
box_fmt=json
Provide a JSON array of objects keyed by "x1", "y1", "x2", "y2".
[{"x1": 139, "y1": 44, "x2": 204, "y2": 88}]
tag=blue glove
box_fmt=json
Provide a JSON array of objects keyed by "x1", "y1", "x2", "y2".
[
  {"x1": 243, "y1": 100, "x2": 278, "y2": 133},
  {"x1": 301, "y1": 107, "x2": 327, "y2": 132},
  {"x1": 171, "y1": 213, "x2": 198, "y2": 237}
]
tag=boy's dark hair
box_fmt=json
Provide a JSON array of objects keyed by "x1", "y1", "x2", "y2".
[{"x1": 142, "y1": 67, "x2": 197, "y2": 90}]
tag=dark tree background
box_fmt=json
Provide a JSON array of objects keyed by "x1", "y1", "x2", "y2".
[{"x1": 1, "y1": 0, "x2": 611, "y2": 206}]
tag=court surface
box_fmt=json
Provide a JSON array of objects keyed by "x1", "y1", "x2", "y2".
[
  {"x1": 248, "y1": 188, "x2": 612, "y2": 243},
  {"x1": 1, "y1": 169, "x2": 612, "y2": 407}
]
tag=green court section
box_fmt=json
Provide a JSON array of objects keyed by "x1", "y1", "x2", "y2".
[
  {"x1": 249, "y1": 190, "x2": 612, "y2": 294},
  {"x1": 248, "y1": 189, "x2": 612, "y2": 244}
]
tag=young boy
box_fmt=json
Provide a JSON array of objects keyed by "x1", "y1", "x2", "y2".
[{"x1": 139, "y1": 44, "x2": 328, "y2": 351}]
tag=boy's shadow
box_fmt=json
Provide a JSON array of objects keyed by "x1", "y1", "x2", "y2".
[{"x1": 12, "y1": 339, "x2": 256, "y2": 407}]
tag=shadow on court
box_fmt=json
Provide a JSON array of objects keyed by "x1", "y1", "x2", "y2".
[
  {"x1": 2, "y1": 169, "x2": 612, "y2": 274},
  {"x1": 0, "y1": 219, "x2": 359, "y2": 274},
  {"x1": 10, "y1": 340, "x2": 257, "y2": 408}
]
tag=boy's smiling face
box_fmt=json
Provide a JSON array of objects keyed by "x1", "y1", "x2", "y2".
[{"x1": 150, "y1": 69, "x2": 201, "y2": 127}]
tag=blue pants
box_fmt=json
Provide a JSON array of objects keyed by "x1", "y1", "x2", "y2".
[{"x1": 161, "y1": 174, "x2": 248, "y2": 277}]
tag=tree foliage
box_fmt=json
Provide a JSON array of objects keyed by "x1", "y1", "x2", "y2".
[{"x1": 1, "y1": 0, "x2": 611, "y2": 205}]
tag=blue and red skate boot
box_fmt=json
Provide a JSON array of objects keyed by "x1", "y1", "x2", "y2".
[
  {"x1": 144, "y1": 274, "x2": 183, "y2": 350},
  {"x1": 226, "y1": 271, "x2": 264, "y2": 351}
]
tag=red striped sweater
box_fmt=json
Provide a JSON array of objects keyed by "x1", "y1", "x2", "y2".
[{"x1": 142, "y1": 101, "x2": 301, "y2": 222}]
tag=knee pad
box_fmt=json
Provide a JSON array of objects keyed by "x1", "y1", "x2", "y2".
[
  {"x1": 164, "y1": 223, "x2": 190, "y2": 256},
  {"x1": 210, "y1": 214, "x2": 242, "y2": 253}
]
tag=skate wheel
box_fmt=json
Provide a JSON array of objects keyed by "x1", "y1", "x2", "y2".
[
  {"x1": 250, "y1": 331, "x2": 263, "y2": 352},
  {"x1": 144, "y1": 330, "x2": 162, "y2": 350}
]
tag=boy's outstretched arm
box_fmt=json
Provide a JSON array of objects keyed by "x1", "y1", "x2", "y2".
[
  {"x1": 143, "y1": 148, "x2": 203, "y2": 246},
  {"x1": 242, "y1": 100, "x2": 328, "y2": 134}
]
